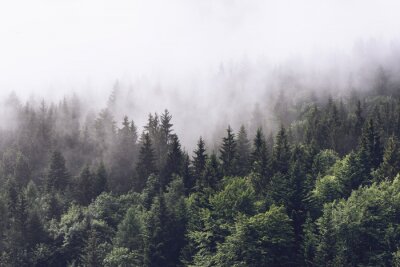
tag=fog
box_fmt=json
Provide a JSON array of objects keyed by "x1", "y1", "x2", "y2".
[{"x1": 1, "y1": 0, "x2": 400, "y2": 150}]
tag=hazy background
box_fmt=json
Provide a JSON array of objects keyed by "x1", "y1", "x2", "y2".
[{"x1": 1, "y1": 0, "x2": 400, "y2": 150}]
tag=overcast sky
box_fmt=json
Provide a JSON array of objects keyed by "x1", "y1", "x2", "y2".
[{"x1": 1, "y1": 0, "x2": 400, "y2": 100}]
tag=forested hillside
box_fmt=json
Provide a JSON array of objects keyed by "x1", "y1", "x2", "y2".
[{"x1": 1, "y1": 79, "x2": 400, "y2": 266}]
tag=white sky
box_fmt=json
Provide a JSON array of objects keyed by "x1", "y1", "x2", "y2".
[{"x1": 0, "y1": 0, "x2": 400, "y2": 98}]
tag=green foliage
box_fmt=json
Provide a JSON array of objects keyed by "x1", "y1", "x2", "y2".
[
  {"x1": 1, "y1": 91, "x2": 400, "y2": 266},
  {"x1": 135, "y1": 132, "x2": 157, "y2": 192},
  {"x1": 46, "y1": 151, "x2": 70, "y2": 192},
  {"x1": 214, "y1": 205, "x2": 295, "y2": 267},
  {"x1": 210, "y1": 177, "x2": 257, "y2": 222},
  {"x1": 315, "y1": 177, "x2": 400, "y2": 266},
  {"x1": 220, "y1": 126, "x2": 237, "y2": 177}
]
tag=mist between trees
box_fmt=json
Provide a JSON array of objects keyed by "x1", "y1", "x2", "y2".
[{"x1": 1, "y1": 55, "x2": 400, "y2": 265}]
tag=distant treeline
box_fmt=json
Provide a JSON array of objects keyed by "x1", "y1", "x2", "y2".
[{"x1": 1, "y1": 77, "x2": 400, "y2": 266}]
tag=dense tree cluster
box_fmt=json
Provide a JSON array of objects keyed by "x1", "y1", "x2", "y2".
[{"x1": 1, "y1": 82, "x2": 400, "y2": 266}]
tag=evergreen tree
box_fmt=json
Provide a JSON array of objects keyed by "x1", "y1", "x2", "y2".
[
  {"x1": 192, "y1": 137, "x2": 207, "y2": 184},
  {"x1": 235, "y1": 125, "x2": 251, "y2": 176},
  {"x1": 354, "y1": 100, "x2": 364, "y2": 137},
  {"x1": 81, "y1": 229, "x2": 103, "y2": 267},
  {"x1": 251, "y1": 128, "x2": 270, "y2": 193},
  {"x1": 109, "y1": 116, "x2": 138, "y2": 193},
  {"x1": 143, "y1": 195, "x2": 171, "y2": 267},
  {"x1": 374, "y1": 135, "x2": 400, "y2": 181},
  {"x1": 14, "y1": 152, "x2": 31, "y2": 187},
  {"x1": 160, "y1": 109, "x2": 173, "y2": 156},
  {"x1": 219, "y1": 126, "x2": 237, "y2": 176},
  {"x1": 181, "y1": 153, "x2": 194, "y2": 194},
  {"x1": 199, "y1": 153, "x2": 222, "y2": 190},
  {"x1": 161, "y1": 134, "x2": 183, "y2": 188},
  {"x1": 92, "y1": 161, "x2": 108, "y2": 197},
  {"x1": 135, "y1": 132, "x2": 157, "y2": 192},
  {"x1": 75, "y1": 165, "x2": 93, "y2": 205},
  {"x1": 46, "y1": 151, "x2": 70, "y2": 191},
  {"x1": 272, "y1": 125, "x2": 291, "y2": 174},
  {"x1": 358, "y1": 119, "x2": 383, "y2": 173}
]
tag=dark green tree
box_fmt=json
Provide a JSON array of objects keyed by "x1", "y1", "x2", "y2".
[
  {"x1": 135, "y1": 132, "x2": 157, "y2": 192},
  {"x1": 251, "y1": 128, "x2": 270, "y2": 193},
  {"x1": 46, "y1": 151, "x2": 70, "y2": 191},
  {"x1": 374, "y1": 135, "x2": 400, "y2": 181},
  {"x1": 192, "y1": 137, "x2": 207, "y2": 184},
  {"x1": 272, "y1": 125, "x2": 291, "y2": 174},
  {"x1": 161, "y1": 134, "x2": 183, "y2": 188},
  {"x1": 92, "y1": 161, "x2": 108, "y2": 197},
  {"x1": 219, "y1": 126, "x2": 237, "y2": 176},
  {"x1": 235, "y1": 125, "x2": 251, "y2": 176}
]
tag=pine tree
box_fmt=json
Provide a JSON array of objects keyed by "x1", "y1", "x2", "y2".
[
  {"x1": 219, "y1": 126, "x2": 237, "y2": 177},
  {"x1": 92, "y1": 161, "x2": 108, "y2": 197},
  {"x1": 251, "y1": 128, "x2": 270, "y2": 192},
  {"x1": 374, "y1": 135, "x2": 400, "y2": 181},
  {"x1": 199, "y1": 153, "x2": 222, "y2": 190},
  {"x1": 14, "y1": 152, "x2": 31, "y2": 187},
  {"x1": 235, "y1": 125, "x2": 251, "y2": 176},
  {"x1": 272, "y1": 126, "x2": 291, "y2": 174},
  {"x1": 354, "y1": 100, "x2": 364, "y2": 138},
  {"x1": 161, "y1": 134, "x2": 183, "y2": 188},
  {"x1": 303, "y1": 214, "x2": 317, "y2": 267},
  {"x1": 82, "y1": 229, "x2": 103, "y2": 267},
  {"x1": 181, "y1": 153, "x2": 194, "y2": 194},
  {"x1": 144, "y1": 195, "x2": 170, "y2": 267},
  {"x1": 136, "y1": 132, "x2": 157, "y2": 192},
  {"x1": 46, "y1": 150, "x2": 70, "y2": 191},
  {"x1": 358, "y1": 119, "x2": 383, "y2": 172},
  {"x1": 158, "y1": 109, "x2": 173, "y2": 169},
  {"x1": 193, "y1": 137, "x2": 207, "y2": 183},
  {"x1": 109, "y1": 116, "x2": 138, "y2": 193},
  {"x1": 76, "y1": 165, "x2": 93, "y2": 205}
]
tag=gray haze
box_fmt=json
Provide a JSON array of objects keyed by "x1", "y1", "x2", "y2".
[{"x1": 1, "y1": 0, "x2": 400, "y2": 150}]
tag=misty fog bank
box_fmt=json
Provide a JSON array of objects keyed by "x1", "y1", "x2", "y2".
[{"x1": 2, "y1": 41, "x2": 400, "y2": 152}]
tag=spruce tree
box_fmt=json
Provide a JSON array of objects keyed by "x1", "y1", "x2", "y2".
[
  {"x1": 374, "y1": 135, "x2": 400, "y2": 181},
  {"x1": 136, "y1": 132, "x2": 157, "y2": 192},
  {"x1": 219, "y1": 126, "x2": 237, "y2": 177},
  {"x1": 46, "y1": 150, "x2": 70, "y2": 191},
  {"x1": 358, "y1": 119, "x2": 382, "y2": 172},
  {"x1": 161, "y1": 134, "x2": 183, "y2": 188},
  {"x1": 251, "y1": 128, "x2": 270, "y2": 192},
  {"x1": 272, "y1": 126, "x2": 291, "y2": 174},
  {"x1": 92, "y1": 161, "x2": 108, "y2": 197},
  {"x1": 235, "y1": 125, "x2": 251, "y2": 176},
  {"x1": 193, "y1": 137, "x2": 207, "y2": 183},
  {"x1": 76, "y1": 165, "x2": 93, "y2": 205}
]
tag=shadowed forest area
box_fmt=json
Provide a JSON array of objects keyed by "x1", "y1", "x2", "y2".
[{"x1": 1, "y1": 66, "x2": 400, "y2": 266}]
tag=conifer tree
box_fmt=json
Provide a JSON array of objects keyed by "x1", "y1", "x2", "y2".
[
  {"x1": 14, "y1": 152, "x2": 31, "y2": 187},
  {"x1": 143, "y1": 195, "x2": 170, "y2": 267},
  {"x1": 76, "y1": 165, "x2": 93, "y2": 205},
  {"x1": 193, "y1": 137, "x2": 207, "y2": 182},
  {"x1": 181, "y1": 153, "x2": 194, "y2": 194},
  {"x1": 46, "y1": 150, "x2": 70, "y2": 191},
  {"x1": 200, "y1": 153, "x2": 222, "y2": 190},
  {"x1": 251, "y1": 128, "x2": 270, "y2": 192},
  {"x1": 219, "y1": 126, "x2": 237, "y2": 176},
  {"x1": 161, "y1": 134, "x2": 183, "y2": 188},
  {"x1": 81, "y1": 229, "x2": 103, "y2": 267},
  {"x1": 92, "y1": 161, "x2": 108, "y2": 197},
  {"x1": 374, "y1": 135, "x2": 400, "y2": 181},
  {"x1": 157, "y1": 109, "x2": 173, "y2": 168},
  {"x1": 136, "y1": 132, "x2": 157, "y2": 192},
  {"x1": 272, "y1": 126, "x2": 291, "y2": 174},
  {"x1": 235, "y1": 125, "x2": 251, "y2": 176},
  {"x1": 358, "y1": 119, "x2": 383, "y2": 172}
]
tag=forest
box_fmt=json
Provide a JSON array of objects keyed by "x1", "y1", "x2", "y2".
[{"x1": 1, "y1": 68, "x2": 400, "y2": 267}]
